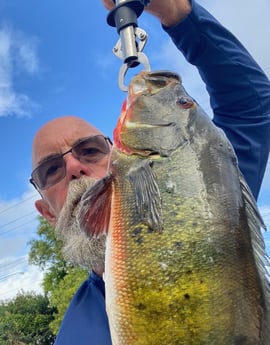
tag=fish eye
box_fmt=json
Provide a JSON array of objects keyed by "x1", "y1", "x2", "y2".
[{"x1": 177, "y1": 97, "x2": 194, "y2": 109}]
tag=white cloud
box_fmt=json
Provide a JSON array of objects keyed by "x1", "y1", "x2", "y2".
[
  {"x1": 0, "y1": 24, "x2": 39, "y2": 117},
  {"x1": 15, "y1": 34, "x2": 39, "y2": 75},
  {"x1": 0, "y1": 256, "x2": 44, "y2": 301},
  {"x1": 0, "y1": 237, "x2": 27, "y2": 259}
]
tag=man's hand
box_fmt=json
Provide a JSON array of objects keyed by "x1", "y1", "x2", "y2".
[{"x1": 101, "y1": 0, "x2": 191, "y2": 27}]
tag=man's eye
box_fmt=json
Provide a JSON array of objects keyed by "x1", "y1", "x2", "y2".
[
  {"x1": 45, "y1": 164, "x2": 61, "y2": 177},
  {"x1": 81, "y1": 147, "x2": 101, "y2": 156}
]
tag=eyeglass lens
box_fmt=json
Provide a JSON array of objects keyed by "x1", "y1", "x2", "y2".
[{"x1": 31, "y1": 135, "x2": 111, "y2": 190}]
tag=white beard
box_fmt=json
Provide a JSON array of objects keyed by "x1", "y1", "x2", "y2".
[{"x1": 55, "y1": 176, "x2": 106, "y2": 275}]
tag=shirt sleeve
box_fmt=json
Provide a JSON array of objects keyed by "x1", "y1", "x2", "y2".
[{"x1": 163, "y1": 0, "x2": 270, "y2": 200}]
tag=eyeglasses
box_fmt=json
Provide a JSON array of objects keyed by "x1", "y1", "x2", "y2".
[{"x1": 30, "y1": 135, "x2": 112, "y2": 190}]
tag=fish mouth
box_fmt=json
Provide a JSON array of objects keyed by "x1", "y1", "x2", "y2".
[
  {"x1": 129, "y1": 70, "x2": 181, "y2": 97},
  {"x1": 143, "y1": 70, "x2": 180, "y2": 82},
  {"x1": 123, "y1": 70, "x2": 181, "y2": 129},
  {"x1": 113, "y1": 70, "x2": 182, "y2": 154},
  {"x1": 145, "y1": 70, "x2": 180, "y2": 81}
]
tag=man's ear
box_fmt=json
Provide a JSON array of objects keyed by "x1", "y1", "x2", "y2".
[{"x1": 35, "y1": 199, "x2": 57, "y2": 226}]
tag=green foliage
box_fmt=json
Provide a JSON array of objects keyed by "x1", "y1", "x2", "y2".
[
  {"x1": 28, "y1": 216, "x2": 88, "y2": 335},
  {"x1": 0, "y1": 292, "x2": 55, "y2": 345},
  {"x1": 28, "y1": 216, "x2": 66, "y2": 272}
]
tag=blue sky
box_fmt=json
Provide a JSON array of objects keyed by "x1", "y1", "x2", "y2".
[{"x1": 0, "y1": 0, "x2": 269, "y2": 299}]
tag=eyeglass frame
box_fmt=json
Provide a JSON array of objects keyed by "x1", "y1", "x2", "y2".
[{"x1": 30, "y1": 135, "x2": 113, "y2": 190}]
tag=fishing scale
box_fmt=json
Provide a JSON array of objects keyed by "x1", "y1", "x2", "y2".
[{"x1": 107, "y1": 0, "x2": 151, "y2": 91}]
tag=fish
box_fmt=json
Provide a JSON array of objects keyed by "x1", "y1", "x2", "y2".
[{"x1": 78, "y1": 71, "x2": 270, "y2": 345}]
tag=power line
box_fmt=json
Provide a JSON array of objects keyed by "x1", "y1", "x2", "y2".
[
  {"x1": 0, "y1": 193, "x2": 37, "y2": 215},
  {"x1": 0, "y1": 210, "x2": 37, "y2": 230},
  {"x1": 0, "y1": 272, "x2": 24, "y2": 283},
  {"x1": 0, "y1": 217, "x2": 38, "y2": 236}
]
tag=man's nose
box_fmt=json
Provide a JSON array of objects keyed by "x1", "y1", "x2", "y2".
[{"x1": 64, "y1": 153, "x2": 91, "y2": 181}]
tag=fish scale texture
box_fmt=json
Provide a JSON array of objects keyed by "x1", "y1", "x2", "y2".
[{"x1": 106, "y1": 150, "x2": 263, "y2": 345}]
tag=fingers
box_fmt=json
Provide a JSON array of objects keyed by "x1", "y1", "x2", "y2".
[
  {"x1": 102, "y1": 0, "x2": 115, "y2": 10},
  {"x1": 100, "y1": 0, "x2": 191, "y2": 27}
]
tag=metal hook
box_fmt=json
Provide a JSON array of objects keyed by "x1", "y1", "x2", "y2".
[
  {"x1": 107, "y1": 0, "x2": 151, "y2": 91},
  {"x1": 118, "y1": 52, "x2": 151, "y2": 91}
]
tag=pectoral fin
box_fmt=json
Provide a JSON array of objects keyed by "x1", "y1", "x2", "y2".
[
  {"x1": 78, "y1": 174, "x2": 113, "y2": 238},
  {"x1": 128, "y1": 160, "x2": 163, "y2": 232}
]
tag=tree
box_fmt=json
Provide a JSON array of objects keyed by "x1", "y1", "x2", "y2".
[
  {"x1": 28, "y1": 216, "x2": 68, "y2": 292},
  {"x1": 28, "y1": 216, "x2": 88, "y2": 334},
  {"x1": 0, "y1": 292, "x2": 55, "y2": 345}
]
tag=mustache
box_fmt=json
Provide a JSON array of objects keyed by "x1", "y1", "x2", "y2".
[{"x1": 55, "y1": 176, "x2": 106, "y2": 274}]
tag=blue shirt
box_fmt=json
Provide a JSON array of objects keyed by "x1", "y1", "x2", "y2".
[
  {"x1": 54, "y1": 1, "x2": 270, "y2": 344},
  {"x1": 54, "y1": 272, "x2": 112, "y2": 345}
]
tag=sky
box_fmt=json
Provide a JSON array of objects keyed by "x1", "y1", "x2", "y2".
[{"x1": 0, "y1": 0, "x2": 269, "y2": 301}]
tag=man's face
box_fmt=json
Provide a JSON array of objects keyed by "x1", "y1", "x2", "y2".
[
  {"x1": 31, "y1": 116, "x2": 111, "y2": 274},
  {"x1": 32, "y1": 116, "x2": 112, "y2": 224}
]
